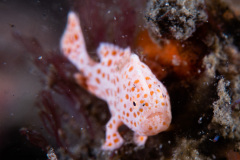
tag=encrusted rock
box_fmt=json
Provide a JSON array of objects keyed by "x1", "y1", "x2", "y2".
[{"x1": 146, "y1": 0, "x2": 208, "y2": 40}]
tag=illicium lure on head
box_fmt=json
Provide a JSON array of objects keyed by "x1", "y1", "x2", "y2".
[{"x1": 60, "y1": 11, "x2": 172, "y2": 150}]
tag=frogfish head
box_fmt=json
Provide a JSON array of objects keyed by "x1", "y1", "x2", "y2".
[{"x1": 133, "y1": 77, "x2": 171, "y2": 136}]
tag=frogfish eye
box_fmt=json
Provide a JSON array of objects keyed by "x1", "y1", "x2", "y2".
[{"x1": 133, "y1": 101, "x2": 136, "y2": 106}]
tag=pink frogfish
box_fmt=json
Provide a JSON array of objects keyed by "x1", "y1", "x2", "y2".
[{"x1": 60, "y1": 12, "x2": 172, "y2": 150}]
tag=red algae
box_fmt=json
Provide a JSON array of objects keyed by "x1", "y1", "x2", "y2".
[
  {"x1": 226, "y1": 150, "x2": 240, "y2": 160},
  {"x1": 135, "y1": 30, "x2": 204, "y2": 79}
]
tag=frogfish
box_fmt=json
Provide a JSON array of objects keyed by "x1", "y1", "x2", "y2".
[{"x1": 60, "y1": 11, "x2": 172, "y2": 150}]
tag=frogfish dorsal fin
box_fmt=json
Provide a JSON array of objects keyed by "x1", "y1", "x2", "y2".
[{"x1": 97, "y1": 43, "x2": 131, "y2": 71}]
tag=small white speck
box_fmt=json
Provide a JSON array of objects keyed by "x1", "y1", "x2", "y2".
[
  {"x1": 121, "y1": 35, "x2": 128, "y2": 38},
  {"x1": 159, "y1": 144, "x2": 163, "y2": 149},
  {"x1": 172, "y1": 55, "x2": 180, "y2": 66},
  {"x1": 198, "y1": 69, "x2": 201, "y2": 73},
  {"x1": 212, "y1": 154, "x2": 216, "y2": 159},
  {"x1": 107, "y1": 10, "x2": 111, "y2": 14},
  {"x1": 165, "y1": 2, "x2": 169, "y2": 6},
  {"x1": 38, "y1": 56, "x2": 42, "y2": 60},
  {"x1": 114, "y1": 17, "x2": 116, "y2": 20},
  {"x1": 198, "y1": 117, "x2": 203, "y2": 124},
  {"x1": 222, "y1": 33, "x2": 228, "y2": 39},
  {"x1": 183, "y1": 61, "x2": 188, "y2": 66},
  {"x1": 168, "y1": 140, "x2": 171, "y2": 144}
]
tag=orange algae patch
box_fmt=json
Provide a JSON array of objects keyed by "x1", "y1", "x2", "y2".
[{"x1": 135, "y1": 30, "x2": 202, "y2": 78}]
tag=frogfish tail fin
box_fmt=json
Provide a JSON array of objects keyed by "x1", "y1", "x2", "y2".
[{"x1": 60, "y1": 11, "x2": 92, "y2": 71}]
